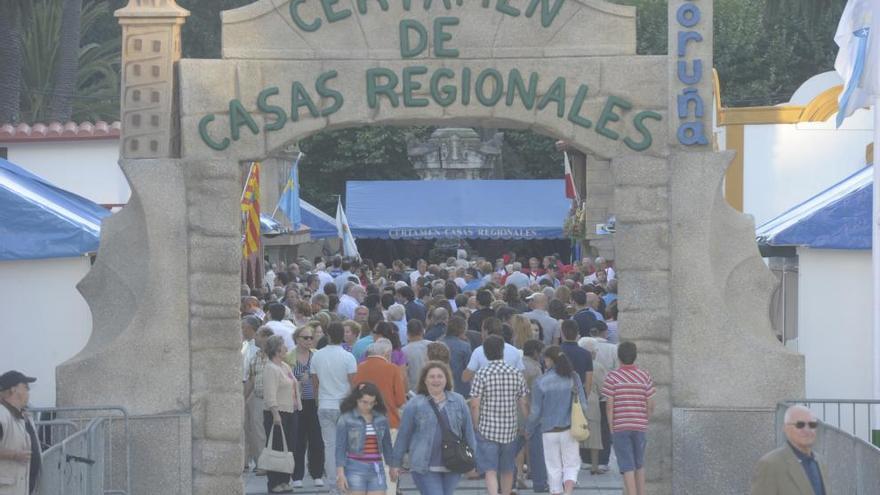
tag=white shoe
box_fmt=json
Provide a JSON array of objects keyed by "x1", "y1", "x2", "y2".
[
  {"x1": 292, "y1": 480, "x2": 303, "y2": 488},
  {"x1": 314, "y1": 478, "x2": 325, "y2": 487}
]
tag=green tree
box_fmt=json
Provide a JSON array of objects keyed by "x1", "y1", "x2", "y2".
[
  {"x1": 19, "y1": 0, "x2": 121, "y2": 123},
  {"x1": 177, "y1": 0, "x2": 256, "y2": 58},
  {"x1": 297, "y1": 126, "x2": 432, "y2": 213},
  {"x1": 610, "y1": 0, "x2": 846, "y2": 106},
  {"x1": 500, "y1": 130, "x2": 562, "y2": 179},
  {"x1": 0, "y1": 1, "x2": 31, "y2": 123},
  {"x1": 46, "y1": 0, "x2": 83, "y2": 122}
]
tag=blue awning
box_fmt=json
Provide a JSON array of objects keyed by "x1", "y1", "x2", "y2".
[
  {"x1": 260, "y1": 200, "x2": 337, "y2": 239},
  {"x1": 301, "y1": 201, "x2": 337, "y2": 239},
  {"x1": 345, "y1": 180, "x2": 571, "y2": 240},
  {"x1": 0, "y1": 158, "x2": 111, "y2": 261},
  {"x1": 756, "y1": 165, "x2": 873, "y2": 250}
]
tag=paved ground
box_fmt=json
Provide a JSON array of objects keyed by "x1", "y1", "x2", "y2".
[{"x1": 246, "y1": 460, "x2": 623, "y2": 494}]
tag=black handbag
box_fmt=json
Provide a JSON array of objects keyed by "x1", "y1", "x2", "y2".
[{"x1": 428, "y1": 397, "x2": 476, "y2": 473}]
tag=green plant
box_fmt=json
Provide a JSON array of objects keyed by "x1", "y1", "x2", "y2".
[{"x1": 19, "y1": 0, "x2": 120, "y2": 123}]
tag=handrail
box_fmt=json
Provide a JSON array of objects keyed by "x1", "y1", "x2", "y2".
[
  {"x1": 778, "y1": 399, "x2": 879, "y2": 447},
  {"x1": 31, "y1": 405, "x2": 131, "y2": 495}
]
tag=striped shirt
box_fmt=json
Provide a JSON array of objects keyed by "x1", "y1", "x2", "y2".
[
  {"x1": 291, "y1": 353, "x2": 314, "y2": 400},
  {"x1": 601, "y1": 365, "x2": 655, "y2": 432},
  {"x1": 348, "y1": 423, "x2": 382, "y2": 461}
]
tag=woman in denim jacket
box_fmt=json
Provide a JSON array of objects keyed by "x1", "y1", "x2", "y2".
[
  {"x1": 389, "y1": 361, "x2": 476, "y2": 495},
  {"x1": 525, "y1": 346, "x2": 588, "y2": 495},
  {"x1": 336, "y1": 382, "x2": 393, "y2": 495}
]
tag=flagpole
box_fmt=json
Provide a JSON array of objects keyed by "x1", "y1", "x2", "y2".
[
  {"x1": 241, "y1": 161, "x2": 255, "y2": 203},
  {"x1": 873, "y1": 97, "x2": 880, "y2": 437}
]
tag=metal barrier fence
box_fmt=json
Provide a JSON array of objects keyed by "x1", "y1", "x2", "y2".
[
  {"x1": 778, "y1": 399, "x2": 879, "y2": 447},
  {"x1": 32, "y1": 406, "x2": 131, "y2": 495}
]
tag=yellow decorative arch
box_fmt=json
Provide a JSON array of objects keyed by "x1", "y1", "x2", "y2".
[{"x1": 800, "y1": 86, "x2": 843, "y2": 122}]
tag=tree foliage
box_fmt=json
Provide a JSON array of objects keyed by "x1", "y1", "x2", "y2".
[
  {"x1": 610, "y1": 0, "x2": 847, "y2": 106},
  {"x1": 18, "y1": 0, "x2": 120, "y2": 123},
  {"x1": 297, "y1": 126, "x2": 431, "y2": 213}
]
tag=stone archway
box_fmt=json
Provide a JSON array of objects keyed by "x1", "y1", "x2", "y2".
[{"x1": 57, "y1": 1, "x2": 804, "y2": 494}]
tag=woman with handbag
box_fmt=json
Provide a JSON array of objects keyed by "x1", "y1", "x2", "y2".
[
  {"x1": 262, "y1": 335, "x2": 302, "y2": 494},
  {"x1": 335, "y1": 382, "x2": 393, "y2": 495},
  {"x1": 388, "y1": 361, "x2": 476, "y2": 495},
  {"x1": 525, "y1": 346, "x2": 588, "y2": 495}
]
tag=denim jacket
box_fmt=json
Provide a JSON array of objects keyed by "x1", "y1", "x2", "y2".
[
  {"x1": 389, "y1": 391, "x2": 476, "y2": 473},
  {"x1": 525, "y1": 369, "x2": 588, "y2": 433},
  {"x1": 335, "y1": 409, "x2": 393, "y2": 466}
]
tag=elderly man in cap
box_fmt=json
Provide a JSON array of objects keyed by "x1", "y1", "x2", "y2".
[
  {"x1": 750, "y1": 405, "x2": 829, "y2": 495},
  {"x1": 0, "y1": 370, "x2": 41, "y2": 494}
]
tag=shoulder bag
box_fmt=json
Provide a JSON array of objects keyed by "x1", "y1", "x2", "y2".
[
  {"x1": 570, "y1": 377, "x2": 591, "y2": 442},
  {"x1": 257, "y1": 422, "x2": 295, "y2": 474},
  {"x1": 428, "y1": 398, "x2": 476, "y2": 473}
]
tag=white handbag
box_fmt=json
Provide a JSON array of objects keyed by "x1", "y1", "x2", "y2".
[{"x1": 257, "y1": 422, "x2": 295, "y2": 473}]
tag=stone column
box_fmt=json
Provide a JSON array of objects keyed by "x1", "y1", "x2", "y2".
[
  {"x1": 612, "y1": 154, "x2": 673, "y2": 494},
  {"x1": 584, "y1": 155, "x2": 614, "y2": 260},
  {"x1": 186, "y1": 157, "x2": 245, "y2": 495}
]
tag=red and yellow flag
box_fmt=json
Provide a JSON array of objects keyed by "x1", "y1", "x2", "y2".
[{"x1": 241, "y1": 162, "x2": 261, "y2": 258}]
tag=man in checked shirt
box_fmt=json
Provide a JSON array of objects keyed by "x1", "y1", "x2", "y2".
[{"x1": 469, "y1": 335, "x2": 529, "y2": 495}]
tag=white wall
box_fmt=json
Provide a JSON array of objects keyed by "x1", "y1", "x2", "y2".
[
  {"x1": 0, "y1": 257, "x2": 93, "y2": 407},
  {"x1": 798, "y1": 248, "x2": 874, "y2": 401},
  {"x1": 743, "y1": 107, "x2": 874, "y2": 227},
  {"x1": 2, "y1": 139, "x2": 128, "y2": 206}
]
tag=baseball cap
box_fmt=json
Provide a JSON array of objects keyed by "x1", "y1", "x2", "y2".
[{"x1": 0, "y1": 370, "x2": 36, "y2": 391}]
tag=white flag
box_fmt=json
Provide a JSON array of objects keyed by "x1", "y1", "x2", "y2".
[
  {"x1": 835, "y1": 0, "x2": 879, "y2": 127},
  {"x1": 335, "y1": 197, "x2": 360, "y2": 259}
]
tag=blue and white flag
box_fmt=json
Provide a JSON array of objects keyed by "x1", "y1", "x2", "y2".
[
  {"x1": 336, "y1": 197, "x2": 360, "y2": 259},
  {"x1": 277, "y1": 153, "x2": 303, "y2": 230},
  {"x1": 835, "y1": 0, "x2": 879, "y2": 127}
]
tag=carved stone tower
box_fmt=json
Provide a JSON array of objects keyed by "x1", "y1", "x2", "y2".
[{"x1": 115, "y1": 0, "x2": 189, "y2": 158}]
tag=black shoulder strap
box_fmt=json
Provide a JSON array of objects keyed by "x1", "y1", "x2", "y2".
[{"x1": 428, "y1": 397, "x2": 461, "y2": 442}]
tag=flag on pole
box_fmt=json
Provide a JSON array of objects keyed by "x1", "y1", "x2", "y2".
[
  {"x1": 277, "y1": 153, "x2": 303, "y2": 230},
  {"x1": 336, "y1": 197, "x2": 360, "y2": 259},
  {"x1": 835, "y1": 0, "x2": 879, "y2": 127},
  {"x1": 835, "y1": 0, "x2": 880, "y2": 436},
  {"x1": 241, "y1": 162, "x2": 261, "y2": 258},
  {"x1": 563, "y1": 151, "x2": 580, "y2": 202},
  {"x1": 241, "y1": 162, "x2": 263, "y2": 289}
]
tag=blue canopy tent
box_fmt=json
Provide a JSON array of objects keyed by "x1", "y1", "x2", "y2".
[
  {"x1": 260, "y1": 200, "x2": 337, "y2": 239},
  {"x1": 301, "y1": 200, "x2": 337, "y2": 239},
  {"x1": 756, "y1": 165, "x2": 873, "y2": 250},
  {"x1": 0, "y1": 158, "x2": 111, "y2": 261},
  {"x1": 345, "y1": 180, "x2": 571, "y2": 240}
]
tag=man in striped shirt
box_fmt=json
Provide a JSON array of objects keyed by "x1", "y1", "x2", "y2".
[{"x1": 601, "y1": 341, "x2": 655, "y2": 495}]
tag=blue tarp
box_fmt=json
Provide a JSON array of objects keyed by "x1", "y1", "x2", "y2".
[
  {"x1": 261, "y1": 201, "x2": 337, "y2": 239},
  {"x1": 756, "y1": 165, "x2": 873, "y2": 250},
  {"x1": 0, "y1": 158, "x2": 111, "y2": 261},
  {"x1": 301, "y1": 201, "x2": 337, "y2": 239},
  {"x1": 345, "y1": 180, "x2": 570, "y2": 239}
]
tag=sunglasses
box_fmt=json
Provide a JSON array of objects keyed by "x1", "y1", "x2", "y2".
[{"x1": 787, "y1": 421, "x2": 819, "y2": 430}]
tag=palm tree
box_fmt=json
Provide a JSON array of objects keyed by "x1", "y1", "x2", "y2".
[
  {"x1": 0, "y1": 1, "x2": 31, "y2": 124},
  {"x1": 46, "y1": 0, "x2": 83, "y2": 122},
  {"x1": 20, "y1": 0, "x2": 120, "y2": 123}
]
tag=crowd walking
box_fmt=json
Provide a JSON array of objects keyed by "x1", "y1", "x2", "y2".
[{"x1": 238, "y1": 253, "x2": 642, "y2": 494}]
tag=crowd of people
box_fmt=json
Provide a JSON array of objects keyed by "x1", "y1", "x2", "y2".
[{"x1": 240, "y1": 253, "x2": 655, "y2": 495}]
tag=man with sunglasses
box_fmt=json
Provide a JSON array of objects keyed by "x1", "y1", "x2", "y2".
[{"x1": 750, "y1": 405, "x2": 828, "y2": 495}]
